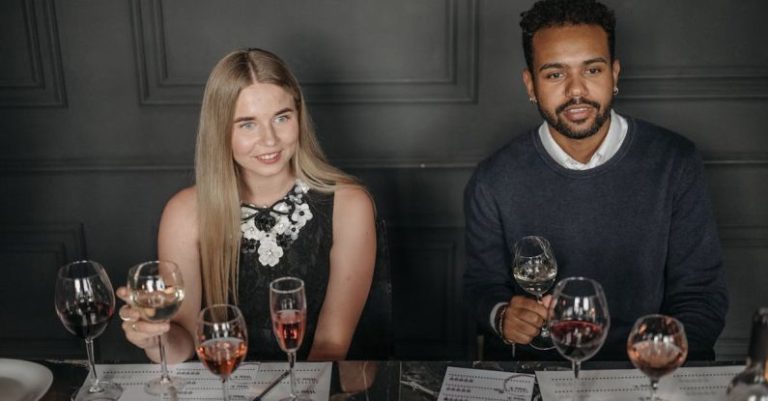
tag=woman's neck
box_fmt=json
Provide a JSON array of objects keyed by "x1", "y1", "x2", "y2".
[{"x1": 240, "y1": 173, "x2": 297, "y2": 208}]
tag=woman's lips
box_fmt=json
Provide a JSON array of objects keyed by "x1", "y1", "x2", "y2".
[{"x1": 255, "y1": 151, "x2": 281, "y2": 164}]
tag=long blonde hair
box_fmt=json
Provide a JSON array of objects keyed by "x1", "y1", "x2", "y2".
[{"x1": 195, "y1": 48, "x2": 358, "y2": 307}]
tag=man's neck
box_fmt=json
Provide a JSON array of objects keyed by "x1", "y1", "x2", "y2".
[{"x1": 548, "y1": 120, "x2": 611, "y2": 164}]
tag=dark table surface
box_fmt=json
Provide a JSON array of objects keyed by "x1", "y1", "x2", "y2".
[{"x1": 36, "y1": 359, "x2": 741, "y2": 401}]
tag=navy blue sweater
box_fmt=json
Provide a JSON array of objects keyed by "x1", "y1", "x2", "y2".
[{"x1": 464, "y1": 116, "x2": 728, "y2": 360}]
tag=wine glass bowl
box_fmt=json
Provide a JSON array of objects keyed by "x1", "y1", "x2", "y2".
[
  {"x1": 548, "y1": 276, "x2": 610, "y2": 380},
  {"x1": 627, "y1": 314, "x2": 688, "y2": 401},
  {"x1": 270, "y1": 277, "x2": 309, "y2": 401},
  {"x1": 195, "y1": 304, "x2": 248, "y2": 401},
  {"x1": 512, "y1": 235, "x2": 558, "y2": 350},
  {"x1": 55, "y1": 260, "x2": 123, "y2": 401},
  {"x1": 127, "y1": 260, "x2": 185, "y2": 395}
]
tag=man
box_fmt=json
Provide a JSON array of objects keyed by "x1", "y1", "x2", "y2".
[{"x1": 464, "y1": 0, "x2": 728, "y2": 361}]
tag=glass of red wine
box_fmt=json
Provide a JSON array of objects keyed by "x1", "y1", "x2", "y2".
[
  {"x1": 55, "y1": 260, "x2": 123, "y2": 401},
  {"x1": 512, "y1": 235, "x2": 558, "y2": 350},
  {"x1": 627, "y1": 314, "x2": 688, "y2": 401},
  {"x1": 548, "y1": 276, "x2": 610, "y2": 387},
  {"x1": 195, "y1": 304, "x2": 248, "y2": 401},
  {"x1": 127, "y1": 260, "x2": 186, "y2": 396},
  {"x1": 270, "y1": 276, "x2": 309, "y2": 401}
]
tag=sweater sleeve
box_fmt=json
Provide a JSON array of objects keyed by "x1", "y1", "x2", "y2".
[
  {"x1": 463, "y1": 167, "x2": 515, "y2": 334},
  {"x1": 662, "y1": 145, "x2": 729, "y2": 360}
]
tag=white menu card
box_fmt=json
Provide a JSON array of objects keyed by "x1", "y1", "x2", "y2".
[
  {"x1": 91, "y1": 361, "x2": 331, "y2": 401},
  {"x1": 437, "y1": 366, "x2": 536, "y2": 401},
  {"x1": 535, "y1": 365, "x2": 743, "y2": 401}
]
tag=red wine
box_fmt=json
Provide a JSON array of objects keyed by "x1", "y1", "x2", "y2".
[
  {"x1": 57, "y1": 300, "x2": 113, "y2": 339},
  {"x1": 628, "y1": 340, "x2": 686, "y2": 379},
  {"x1": 197, "y1": 337, "x2": 247, "y2": 379},
  {"x1": 550, "y1": 320, "x2": 605, "y2": 361},
  {"x1": 272, "y1": 309, "x2": 306, "y2": 352}
]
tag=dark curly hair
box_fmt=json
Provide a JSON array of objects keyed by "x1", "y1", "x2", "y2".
[{"x1": 520, "y1": 0, "x2": 616, "y2": 72}]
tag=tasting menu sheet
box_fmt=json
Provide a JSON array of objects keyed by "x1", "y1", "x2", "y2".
[
  {"x1": 535, "y1": 365, "x2": 743, "y2": 401},
  {"x1": 437, "y1": 366, "x2": 536, "y2": 401},
  {"x1": 90, "y1": 361, "x2": 331, "y2": 401}
]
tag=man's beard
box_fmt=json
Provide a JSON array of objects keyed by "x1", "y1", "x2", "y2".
[{"x1": 537, "y1": 97, "x2": 613, "y2": 140}]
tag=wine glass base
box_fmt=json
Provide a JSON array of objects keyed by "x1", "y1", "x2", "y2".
[
  {"x1": 528, "y1": 335, "x2": 556, "y2": 350},
  {"x1": 144, "y1": 376, "x2": 188, "y2": 396},
  {"x1": 73, "y1": 381, "x2": 123, "y2": 401},
  {"x1": 279, "y1": 396, "x2": 313, "y2": 401}
]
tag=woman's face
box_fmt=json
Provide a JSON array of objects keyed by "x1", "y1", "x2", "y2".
[{"x1": 231, "y1": 82, "x2": 299, "y2": 184}]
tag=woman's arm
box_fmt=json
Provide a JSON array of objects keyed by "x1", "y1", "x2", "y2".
[
  {"x1": 308, "y1": 186, "x2": 376, "y2": 361},
  {"x1": 117, "y1": 186, "x2": 202, "y2": 363}
]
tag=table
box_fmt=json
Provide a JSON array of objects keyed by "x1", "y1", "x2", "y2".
[{"x1": 36, "y1": 359, "x2": 741, "y2": 401}]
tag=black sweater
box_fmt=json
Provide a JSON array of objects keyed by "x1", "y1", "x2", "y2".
[{"x1": 464, "y1": 116, "x2": 728, "y2": 360}]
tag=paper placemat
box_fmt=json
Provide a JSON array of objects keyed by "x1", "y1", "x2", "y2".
[
  {"x1": 535, "y1": 365, "x2": 743, "y2": 401},
  {"x1": 436, "y1": 366, "x2": 535, "y2": 401},
  {"x1": 91, "y1": 361, "x2": 331, "y2": 401}
]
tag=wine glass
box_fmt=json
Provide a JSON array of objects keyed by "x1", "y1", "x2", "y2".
[
  {"x1": 127, "y1": 260, "x2": 186, "y2": 395},
  {"x1": 548, "y1": 277, "x2": 610, "y2": 385},
  {"x1": 512, "y1": 235, "x2": 558, "y2": 350},
  {"x1": 55, "y1": 260, "x2": 123, "y2": 401},
  {"x1": 270, "y1": 277, "x2": 309, "y2": 401},
  {"x1": 195, "y1": 304, "x2": 248, "y2": 401},
  {"x1": 627, "y1": 314, "x2": 688, "y2": 401}
]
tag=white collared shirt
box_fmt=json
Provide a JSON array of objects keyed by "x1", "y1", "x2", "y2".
[
  {"x1": 538, "y1": 109, "x2": 627, "y2": 170},
  {"x1": 489, "y1": 110, "x2": 628, "y2": 337}
]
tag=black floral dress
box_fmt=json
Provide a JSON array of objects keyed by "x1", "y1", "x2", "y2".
[{"x1": 237, "y1": 181, "x2": 333, "y2": 360}]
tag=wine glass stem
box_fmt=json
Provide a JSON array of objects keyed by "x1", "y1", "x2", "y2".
[
  {"x1": 288, "y1": 351, "x2": 297, "y2": 398},
  {"x1": 158, "y1": 334, "x2": 172, "y2": 384},
  {"x1": 650, "y1": 379, "x2": 659, "y2": 401},
  {"x1": 573, "y1": 360, "x2": 581, "y2": 379},
  {"x1": 84, "y1": 338, "x2": 103, "y2": 392},
  {"x1": 572, "y1": 361, "x2": 581, "y2": 401},
  {"x1": 222, "y1": 378, "x2": 230, "y2": 401},
  {"x1": 536, "y1": 295, "x2": 550, "y2": 337}
]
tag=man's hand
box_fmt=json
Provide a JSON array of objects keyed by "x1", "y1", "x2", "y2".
[{"x1": 500, "y1": 295, "x2": 552, "y2": 344}]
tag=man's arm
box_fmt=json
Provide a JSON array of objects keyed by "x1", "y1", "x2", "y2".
[
  {"x1": 662, "y1": 145, "x2": 728, "y2": 359},
  {"x1": 463, "y1": 169, "x2": 514, "y2": 334}
]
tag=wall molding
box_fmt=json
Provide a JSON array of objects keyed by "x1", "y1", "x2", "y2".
[
  {"x1": 620, "y1": 67, "x2": 768, "y2": 100},
  {"x1": 3, "y1": 155, "x2": 768, "y2": 174},
  {"x1": 0, "y1": 0, "x2": 67, "y2": 107},
  {"x1": 131, "y1": 0, "x2": 478, "y2": 105}
]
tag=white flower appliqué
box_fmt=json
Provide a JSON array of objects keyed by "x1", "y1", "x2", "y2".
[{"x1": 240, "y1": 179, "x2": 313, "y2": 267}]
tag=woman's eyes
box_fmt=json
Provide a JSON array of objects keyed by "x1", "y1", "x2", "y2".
[{"x1": 274, "y1": 114, "x2": 291, "y2": 124}]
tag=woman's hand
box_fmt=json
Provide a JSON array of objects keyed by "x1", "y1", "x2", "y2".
[{"x1": 115, "y1": 286, "x2": 170, "y2": 350}]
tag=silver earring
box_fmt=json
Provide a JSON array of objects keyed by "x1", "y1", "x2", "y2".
[
  {"x1": 613, "y1": 87, "x2": 619, "y2": 95},
  {"x1": 529, "y1": 97, "x2": 537, "y2": 104}
]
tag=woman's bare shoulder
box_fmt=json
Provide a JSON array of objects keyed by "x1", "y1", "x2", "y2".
[{"x1": 162, "y1": 186, "x2": 198, "y2": 226}]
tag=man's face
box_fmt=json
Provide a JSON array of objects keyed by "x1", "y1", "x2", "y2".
[{"x1": 522, "y1": 24, "x2": 620, "y2": 140}]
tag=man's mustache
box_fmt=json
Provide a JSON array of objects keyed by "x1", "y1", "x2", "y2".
[{"x1": 555, "y1": 98, "x2": 601, "y2": 114}]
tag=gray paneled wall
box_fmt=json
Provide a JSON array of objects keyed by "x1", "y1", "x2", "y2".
[{"x1": 1, "y1": 0, "x2": 766, "y2": 361}]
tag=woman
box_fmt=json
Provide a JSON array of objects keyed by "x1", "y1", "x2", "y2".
[{"x1": 116, "y1": 48, "x2": 377, "y2": 362}]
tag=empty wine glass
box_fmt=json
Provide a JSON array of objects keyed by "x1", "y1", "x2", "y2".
[
  {"x1": 55, "y1": 260, "x2": 123, "y2": 401},
  {"x1": 270, "y1": 277, "x2": 309, "y2": 401},
  {"x1": 548, "y1": 276, "x2": 610, "y2": 400},
  {"x1": 512, "y1": 235, "x2": 558, "y2": 350},
  {"x1": 127, "y1": 260, "x2": 186, "y2": 395},
  {"x1": 627, "y1": 314, "x2": 688, "y2": 401},
  {"x1": 195, "y1": 304, "x2": 248, "y2": 401}
]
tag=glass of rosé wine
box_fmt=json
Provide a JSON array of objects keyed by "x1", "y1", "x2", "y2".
[
  {"x1": 548, "y1": 276, "x2": 610, "y2": 398},
  {"x1": 270, "y1": 277, "x2": 309, "y2": 401},
  {"x1": 195, "y1": 304, "x2": 248, "y2": 401},
  {"x1": 55, "y1": 260, "x2": 123, "y2": 401},
  {"x1": 627, "y1": 314, "x2": 688, "y2": 401},
  {"x1": 127, "y1": 260, "x2": 186, "y2": 395}
]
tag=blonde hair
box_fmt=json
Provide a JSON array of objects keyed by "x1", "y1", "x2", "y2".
[{"x1": 195, "y1": 48, "x2": 358, "y2": 307}]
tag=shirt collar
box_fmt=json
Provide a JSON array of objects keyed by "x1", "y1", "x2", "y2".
[{"x1": 538, "y1": 109, "x2": 627, "y2": 170}]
